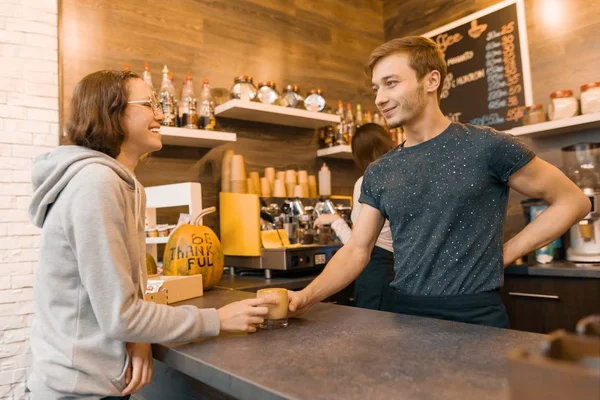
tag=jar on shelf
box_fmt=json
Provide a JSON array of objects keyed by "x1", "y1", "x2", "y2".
[
  {"x1": 230, "y1": 75, "x2": 257, "y2": 101},
  {"x1": 522, "y1": 104, "x2": 546, "y2": 125},
  {"x1": 281, "y1": 84, "x2": 303, "y2": 108},
  {"x1": 548, "y1": 90, "x2": 578, "y2": 121},
  {"x1": 304, "y1": 88, "x2": 326, "y2": 112},
  {"x1": 580, "y1": 82, "x2": 600, "y2": 115},
  {"x1": 256, "y1": 81, "x2": 280, "y2": 105}
]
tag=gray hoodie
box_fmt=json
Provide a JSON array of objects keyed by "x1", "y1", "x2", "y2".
[{"x1": 27, "y1": 145, "x2": 220, "y2": 399}]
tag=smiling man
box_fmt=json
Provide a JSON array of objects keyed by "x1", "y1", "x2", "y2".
[{"x1": 288, "y1": 36, "x2": 591, "y2": 328}]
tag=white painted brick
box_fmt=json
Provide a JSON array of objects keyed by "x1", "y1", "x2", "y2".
[
  {"x1": 0, "y1": 288, "x2": 34, "y2": 304},
  {"x1": 0, "y1": 315, "x2": 27, "y2": 330},
  {"x1": 0, "y1": 183, "x2": 30, "y2": 196},
  {"x1": 19, "y1": 44, "x2": 57, "y2": 61},
  {"x1": 25, "y1": 10, "x2": 57, "y2": 26},
  {"x1": 22, "y1": 0, "x2": 58, "y2": 14},
  {"x1": 0, "y1": 237, "x2": 33, "y2": 250},
  {"x1": 0, "y1": 132, "x2": 32, "y2": 145},
  {"x1": 0, "y1": 262, "x2": 33, "y2": 276},
  {"x1": 13, "y1": 301, "x2": 33, "y2": 316},
  {"x1": 11, "y1": 274, "x2": 33, "y2": 289},
  {"x1": 0, "y1": 248, "x2": 39, "y2": 263},
  {"x1": 23, "y1": 81, "x2": 56, "y2": 97},
  {"x1": 3, "y1": 223, "x2": 39, "y2": 236},
  {"x1": 0, "y1": 156, "x2": 31, "y2": 170},
  {"x1": 26, "y1": 313, "x2": 34, "y2": 327},
  {"x1": 0, "y1": 31, "x2": 24, "y2": 45},
  {"x1": 0, "y1": 105, "x2": 26, "y2": 120},
  {"x1": 22, "y1": 57, "x2": 57, "y2": 74},
  {"x1": 6, "y1": 20, "x2": 56, "y2": 37},
  {"x1": 0, "y1": 224, "x2": 5, "y2": 236},
  {"x1": 2, "y1": 328, "x2": 29, "y2": 344},
  {"x1": 0, "y1": 384, "x2": 11, "y2": 398},
  {"x1": 32, "y1": 133, "x2": 57, "y2": 147},
  {"x1": 0, "y1": 277, "x2": 10, "y2": 290},
  {"x1": 0, "y1": 304, "x2": 15, "y2": 317},
  {"x1": 0, "y1": 371, "x2": 14, "y2": 386},
  {"x1": 23, "y1": 32, "x2": 56, "y2": 51},
  {"x1": 15, "y1": 196, "x2": 30, "y2": 210},
  {"x1": 7, "y1": 93, "x2": 58, "y2": 110},
  {"x1": 0, "y1": 61, "x2": 22, "y2": 79},
  {"x1": 11, "y1": 143, "x2": 52, "y2": 159},
  {"x1": 0, "y1": 174, "x2": 11, "y2": 183},
  {"x1": 0, "y1": 196, "x2": 17, "y2": 209},
  {"x1": 49, "y1": 122, "x2": 58, "y2": 136},
  {"x1": 21, "y1": 120, "x2": 50, "y2": 134},
  {"x1": 22, "y1": 71, "x2": 57, "y2": 85},
  {"x1": 0, "y1": 91, "x2": 6, "y2": 104},
  {"x1": 0, "y1": 44, "x2": 19, "y2": 58},
  {"x1": 11, "y1": 170, "x2": 30, "y2": 183},
  {"x1": 0, "y1": 78, "x2": 25, "y2": 93},
  {"x1": 0, "y1": 342, "x2": 25, "y2": 360},
  {"x1": 0, "y1": 144, "x2": 10, "y2": 157},
  {"x1": 26, "y1": 108, "x2": 58, "y2": 123},
  {"x1": 0, "y1": 354, "x2": 31, "y2": 373}
]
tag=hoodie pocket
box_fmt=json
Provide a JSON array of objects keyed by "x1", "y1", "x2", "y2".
[{"x1": 110, "y1": 351, "x2": 130, "y2": 391}]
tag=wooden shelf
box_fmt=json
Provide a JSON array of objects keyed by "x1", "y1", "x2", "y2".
[
  {"x1": 215, "y1": 99, "x2": 340, "y2": 129},
  {"x1": 146, "y1": 237, "x2": 169, "y2": 245},
  {"x1": 317, "y1": 145, "x2": 353, "y2": 160},
  {"x1": 160, "y1": 126, "x2": 236, "y2": 147},
  {"x1": 507, "y1": 113, "x2": 600, "y2": 137}
]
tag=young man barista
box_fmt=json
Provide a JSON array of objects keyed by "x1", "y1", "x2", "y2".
[{"x1": 288, "y1": 36, "x2": 591, "y2": 328}]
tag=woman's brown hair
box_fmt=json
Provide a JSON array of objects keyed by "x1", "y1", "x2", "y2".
[
  {"x1": 351, "y1": 123, "x2": 396, "y2": 173},
  {"x1": 65, "y1": 70, "x2": 140, "y2": 158}
]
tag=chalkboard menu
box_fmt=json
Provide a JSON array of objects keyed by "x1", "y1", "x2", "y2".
[{"x1": 423, "y1": 0, "x2": 532, "y2": 131}]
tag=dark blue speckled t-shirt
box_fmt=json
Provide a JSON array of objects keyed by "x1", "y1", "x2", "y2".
[{"x1": 359, "y1": 122, "x2": 535, "y2": 296}]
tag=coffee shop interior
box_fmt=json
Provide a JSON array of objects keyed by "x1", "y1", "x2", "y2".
[{"x1": 1, "y1": 0, "x2": 600, "y2": 399}]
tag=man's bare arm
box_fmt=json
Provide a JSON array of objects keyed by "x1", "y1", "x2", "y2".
[{"x1": 503, "y1": 156, "x2": 591, "y2": 266}]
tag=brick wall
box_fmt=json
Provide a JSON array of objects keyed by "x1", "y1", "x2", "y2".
[{"x1": 0, "y1": 0, "x2": 59, "y2": 398}]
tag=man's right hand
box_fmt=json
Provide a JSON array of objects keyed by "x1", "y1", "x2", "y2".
[
  {"x1": 217, "y1": 297, "x2": 277, "y2": 333},
  {"x1": 288, "y1": 290, "x2": 312, "y2": 317}
]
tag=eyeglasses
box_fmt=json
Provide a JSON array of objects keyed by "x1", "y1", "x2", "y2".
[{"x1": 127, "y1": 95, "x2": 162, "y2": 118}]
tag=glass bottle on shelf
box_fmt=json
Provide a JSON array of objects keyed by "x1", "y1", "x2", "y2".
[
  {"x1": 198, "y1": 77, "x2": 216, "y2": 131},
  {"x1": 158, "y1": 65, "x2": 176, "y2": 127},
  {"x1": 180, "y1": 72, "x2": 198, "y2": 129},
  {"x1": 142, "y1": 61, "x2": 154, "y2": 93},
  {"x1": 355, "y1": 104, "x2": 363, "y2": 128},
  {"x1": 345, "y1": 103, "x2": 355, "y2": 143}
]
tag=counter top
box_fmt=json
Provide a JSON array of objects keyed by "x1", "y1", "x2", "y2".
[
  {"x1": 151, "y1": 289, "x2": 546, "y2": 400},
  {"x1": 505, "y1": 261, "x2": 600, "y2": 279},
  {"x1": 215, "y1": 272, "x2": 318, "y2": 292}
]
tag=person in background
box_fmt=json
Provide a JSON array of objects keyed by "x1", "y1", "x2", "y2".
[
  {"x1": 288, "y1": 36, "x2": 590, "y2": 328},
  {"x1": 27, "y1": 70, "x2": 275, "y2": 400},
  {"x1": 314, "y1": 123, "x2": 395, "y2": 310}
]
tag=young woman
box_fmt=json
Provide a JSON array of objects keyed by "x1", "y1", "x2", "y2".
[
  {"x1": 27, "y1": 70, "x2": 274, "y2": 400},
  {"x1": 314, "y1": 123, "x2": 395, "y2": 310}
]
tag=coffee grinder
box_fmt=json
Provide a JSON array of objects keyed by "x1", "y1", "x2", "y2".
[{"x1": 562, "y1": 143, "x2": 600, "y2": 262}]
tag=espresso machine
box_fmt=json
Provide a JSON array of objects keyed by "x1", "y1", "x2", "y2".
[
  {"x1": 562, "y1": 143, "x2": 600, "y2": 263},
  {"x1": 219, "y1": 193, "x2": 349, "y2": 278}
]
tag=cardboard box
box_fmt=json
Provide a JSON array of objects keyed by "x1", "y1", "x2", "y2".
[
  {"x1": 146, "y1": 274, "x2": 204, "y2": 304},
  {"x1": 144, "y1": 289, "x2": 167, "y2": 305}
]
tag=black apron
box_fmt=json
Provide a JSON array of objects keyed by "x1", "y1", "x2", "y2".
[
  {"x1": 354, "y1": 245, "x2": 394, "y2": 310},
  {"x1": 382, "y1": 288, "x2": 510, "y2": 328}
]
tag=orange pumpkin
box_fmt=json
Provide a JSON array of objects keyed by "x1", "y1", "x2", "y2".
[
  {"x1": 162, "y1": 207, "x2": 224, "y2": 289},
  {"x1": 146, "y1": 253, "x2": 158, "y2": 275}
]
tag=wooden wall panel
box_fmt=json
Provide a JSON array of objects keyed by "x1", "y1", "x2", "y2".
[
  {"x1": 383, "y1": 0, "x2": 600, "y2": 239},
  {"x1": 60, "y1": 0, "x2": 385, "y2": 234}
]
